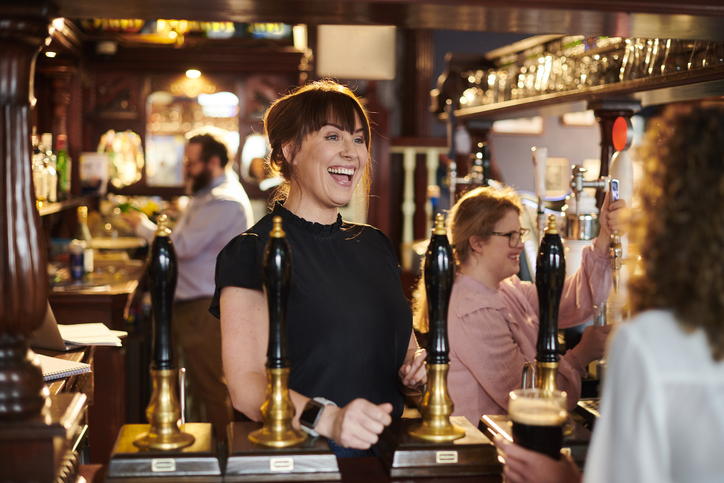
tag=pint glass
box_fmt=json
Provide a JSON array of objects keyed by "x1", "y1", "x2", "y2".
[{"x1": 508, "y1": 388, "x2": 567, "y2": 460}]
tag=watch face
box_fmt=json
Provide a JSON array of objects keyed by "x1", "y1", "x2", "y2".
[{"x1": 301, "y1": 400, "x2": 324, "y2": 428}]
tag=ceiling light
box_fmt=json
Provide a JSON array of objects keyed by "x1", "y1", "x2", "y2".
[
  {"x1": 45, "y1": 51, "x2": 57, "y2": 58},
  {"x1": 186, "y1": 69, "x2": 201, "y2": 78}
]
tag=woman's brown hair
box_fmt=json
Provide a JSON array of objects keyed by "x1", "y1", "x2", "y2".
[
  {"x1": 412, "y1": 186, "x2": 523, "y2": 332},
  {"x1": 263, "y1": 79, "x2": 372, "y2": 211},
  {"x1": 628, "y1": 102, "x2": 724, "y2": 361}
]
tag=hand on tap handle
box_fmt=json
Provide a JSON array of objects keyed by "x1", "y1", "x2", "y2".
[{"x1": 594, "y1": 190, "x2": 630, "y2": 258}]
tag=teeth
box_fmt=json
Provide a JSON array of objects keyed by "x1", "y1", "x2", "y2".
[{"x1": 328, "y1": 167, "x2": 355, "y2": 176}]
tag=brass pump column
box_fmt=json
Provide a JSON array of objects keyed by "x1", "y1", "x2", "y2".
[
  {"x1": 535, "y1": 216, "x2": 566, "y2": 394},
  {"x1": 135, "y1": 214, "x2": 195, "y2": 450},
  {"x1": 248, "y1": 216, "x2": 306, "y2": 447},
  {"x1": 408, "y1": 213, "x2": 465, "y2": 442}
]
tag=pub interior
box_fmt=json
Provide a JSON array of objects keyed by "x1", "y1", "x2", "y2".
[{"x1": 2, "y1": 0, "x2": 724, "y2": 481}]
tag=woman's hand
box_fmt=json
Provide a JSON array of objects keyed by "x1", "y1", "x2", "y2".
[
  {"x1": 399, "y1": 348, "x2": 427, "y2": 394},
  {"x1": 571, "y1": 324, "x2": 614, "y2": 365},
  {"x1": 315, "y1": 399, "x2": 393, "y2": 449},
  {"x1": 494, "y1": 435, "x2": 582, "y2": 483},
  {"x1": 595, "y1": 191, "x2": 630, "y2": 256}
]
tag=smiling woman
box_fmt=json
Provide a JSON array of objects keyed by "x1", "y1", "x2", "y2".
[
  {"x1": 264, "y1": 80, "x2": 372, "y2": 224},
  {"x1": 210, "y1": 80, "x2": 427, "y2": 458},
  {"x1": 413, "y1": 185, "x2": 629, "y2": 425}
]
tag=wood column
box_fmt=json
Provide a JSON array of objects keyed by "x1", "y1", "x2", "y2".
[
  {"x1": 401, "y1": 29, "x2": 434, "y2": 137},
  {"x1": 0, "y1": 2, "x2": 53, "y2": 421}
]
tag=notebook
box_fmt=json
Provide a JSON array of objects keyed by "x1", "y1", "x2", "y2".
[
  {"x1": 29, "y1": 301, "x2": 73, "y2": 351},
  {"x1": 36, "y1": 353, "x2": 91, "y2": 382}
]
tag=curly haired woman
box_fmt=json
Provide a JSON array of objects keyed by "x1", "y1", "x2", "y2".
[{"x1": 496, "y1": 102, "x2": 724, "y2": 483}]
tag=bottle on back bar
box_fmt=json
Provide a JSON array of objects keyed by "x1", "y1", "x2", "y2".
[
  {"x1": 31, "y1": 132, "x2": 48, "y2": 202},
  {"x1": 41, "y1": 133, "x2": 58, "y2": 203},
  {"x1": 76, "y1": 206, "x2": 94, "y2": 274},
  {"x1": 56, "y1": 134, "x2": 71, "y2": 201}
]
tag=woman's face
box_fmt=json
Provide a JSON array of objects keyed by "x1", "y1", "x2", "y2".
[
  {"x1": 480, "y1": 208, "x2": 524, "y2": 285},
  {"x1": 286, "y1": 112, "x2": 368, "y2": 215}
]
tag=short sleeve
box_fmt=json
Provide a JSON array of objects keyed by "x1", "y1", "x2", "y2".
[{"x1": 209, "y1": 231, "x2": 264, "y2": 318}]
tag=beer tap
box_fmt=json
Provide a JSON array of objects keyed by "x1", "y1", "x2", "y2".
[
  {"x1": 531, "y1": 146, "x2": 548, "y2": 239},
  {"x1": 248, "y1": 216, "x2": 306, "y2": 447},
  {"x1": 609, "y1": 179, "x2": 622, "y2": 293},
  {"x1": 569, "y1": 165, "x2": 610, "y2": 218},
  {"x1": 535, "y1": 216, "x2": 566, "y2": 394},
  {"x1": 448, "y1": 141, "x2": 490, "y2": 203},
  {"x1": 134, "y1": 214, "x2": 195, "y2": 450},
  {"x1": 408, "y1": 213, "x2": 465, "y2": 442}
]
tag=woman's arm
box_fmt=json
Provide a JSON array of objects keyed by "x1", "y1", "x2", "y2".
[
  {"x1": 555, "y1": 194, "x2": 629, "y2": 328},
  {"x1": 220, "y1": 285, "x2": 274, "y2": 421},
  {"x1": 220, "y1": 285, "x2": 395, "y2": 449}
]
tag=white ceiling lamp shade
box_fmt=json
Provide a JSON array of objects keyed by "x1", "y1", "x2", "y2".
[{"x1": 316, "y1": 25, "x2": 396, "y2": 81}]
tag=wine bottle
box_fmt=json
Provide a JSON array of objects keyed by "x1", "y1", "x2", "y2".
[
  {"x1": 41, "y1": 133, "x2": 57, "y2": 203},
  {"x1": 31, "y1": 131, "x2": 48, "y2": 202},
  {"x1": 76, "y1": 206, "x2": 94, "y2": 274},
  {"x1": 56, "y1": 134, "x2": 71, "y2": 201}
]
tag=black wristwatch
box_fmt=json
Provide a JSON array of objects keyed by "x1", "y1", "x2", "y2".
[{"x1": 300, "y1": 397, "x2": 336, "y2": 437}]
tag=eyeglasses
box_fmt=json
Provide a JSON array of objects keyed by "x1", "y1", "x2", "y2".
[{"x1": 489, "y1": 228, "x2": 530, "y2": 247}]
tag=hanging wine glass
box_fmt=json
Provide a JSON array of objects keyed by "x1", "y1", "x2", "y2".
[
  {"x1": 704, "y1": 42, "x2": 724, "y2": 66},
  {"x1": 648, "y1": 39, "x2": 667, "y2": 76},
  {"x1": 662, "y1": 39, "x2": 689, "y2": 74},
  {"x1": 689, "y1": 40, "x2": 708, "y2": 69}
]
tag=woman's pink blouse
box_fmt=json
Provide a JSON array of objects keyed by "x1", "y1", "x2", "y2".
[{"x1": 447, "y1": 243, "x2": 613, "y2": 425}]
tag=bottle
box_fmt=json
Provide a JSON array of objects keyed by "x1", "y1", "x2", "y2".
[
  {"x1": 76, "y1": 206, "x2": 94, "y2": 274},
  {"x1": 41, "y1": 133, "x2": 57, "y2": 203},
  {"x1": 56, "y1": 134, "x2": 72, "y2": 201},
  {"x1": 31, "y1": 131, "x2": 48, "y2": 203}
]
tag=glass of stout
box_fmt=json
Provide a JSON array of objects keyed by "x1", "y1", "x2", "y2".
[{"x1": 508, "y1": 388, "x2": 567, "y2": 460}]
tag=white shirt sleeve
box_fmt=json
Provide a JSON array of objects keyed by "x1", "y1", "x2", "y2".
[{"x1": 583, "y1": 324, "x2": 670, "y2": 483}]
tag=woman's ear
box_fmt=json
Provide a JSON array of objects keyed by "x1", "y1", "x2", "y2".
[
  {"x1": 281, "y1": 142, "x2": 294, "y2": 165},
  {"x1": 469, "y1": 235, "x2": 486, "y2": 254}
]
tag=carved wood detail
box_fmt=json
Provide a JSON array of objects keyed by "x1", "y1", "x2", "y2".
[{"x1": 0, "y1": 6, "x2": 53, "y2": 421}]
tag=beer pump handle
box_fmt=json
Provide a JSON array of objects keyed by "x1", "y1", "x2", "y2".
[
  {"x1": 535, "y1": 216, "x2": 566, "y2": 365},
  {"x1": 532, "y1": 147, "x2": 548, "y2": 237},
  {"x1": 425, "y1": 213, "x2": 455, "y2": 365},
  {"x1": 148, "y1": 214, "x2": 177, "y2": 370},
  {"x1": 609, "y1": 179, "x2": 623, "y2": 293},
  {"x1": 446, "y1": 100, "x2": 458, "y2": 207},
  {"x1": 262, "y1": 216, "x2": 292, "y2": 369}
]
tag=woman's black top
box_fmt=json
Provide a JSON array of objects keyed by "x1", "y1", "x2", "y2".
[{"x1": 210, "y1": 204, "x2": 412, "y2": 417}]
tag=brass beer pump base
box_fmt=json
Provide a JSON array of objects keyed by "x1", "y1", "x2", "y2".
[
  {"x1": 535, "y1": 361, "x2": 560, "y2": 394},
  {"x1": 248, "y1": 367, "x2": 307, "y2": 448},
  {"x1": 133, "y1": 368, "x2": 195, "y2": 451},
  {"x1": 407, "y1": 363, "x2": 465, "y2": 443}
]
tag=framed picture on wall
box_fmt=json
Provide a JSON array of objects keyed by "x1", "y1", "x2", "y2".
[{"x1": 545, "y1": 157, "x2": 570, "y2": 197}]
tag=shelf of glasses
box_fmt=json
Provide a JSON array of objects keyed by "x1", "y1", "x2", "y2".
[{"x1": 444, "y1": 62, "x2": 724, "y2": 122}]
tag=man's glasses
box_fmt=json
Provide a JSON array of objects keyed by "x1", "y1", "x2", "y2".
[{"x1": 489, "y1": 228, "x2": 530, "y2": 247}]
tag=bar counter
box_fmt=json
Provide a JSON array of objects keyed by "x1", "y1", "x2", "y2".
[
  {"x1": 48, "y1": 256, "x2": 149, "y2": 464},
  {"x1": 80, "y1": 456, "x2": 503, "y2": 482}
]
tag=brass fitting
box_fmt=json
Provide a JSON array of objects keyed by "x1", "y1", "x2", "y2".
[
  {"x1": 408, "y1": 363, "x2": 465, "y2": 442},
  {"x1": 134, "y1": 368, "x2": 195, "y2": 450},
  {"x1": 248, "y1": 367, "x2": 306, "y2": 448}
]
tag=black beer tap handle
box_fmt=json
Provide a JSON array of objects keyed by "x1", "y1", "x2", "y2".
[
  {"x1": 263, "y1": 216, "x2": 292, "y2": 370},
  {"x1": 425, "y1": 213, "x2": 456, "y2": 365},
  {"x1": 535, "y1": 215, "x2": 566, "y2": 364},
  {"x1": 148, "y1": 214, "x2": 177, "y2": 371}
]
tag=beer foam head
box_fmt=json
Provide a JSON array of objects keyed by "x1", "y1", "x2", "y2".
[{"x1": 509, "y1": 397, "x2": 567, "y2": 426}]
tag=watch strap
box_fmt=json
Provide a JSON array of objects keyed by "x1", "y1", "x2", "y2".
[{"x1": 300, "y1": 397, "x2": 337, "y2": 437}]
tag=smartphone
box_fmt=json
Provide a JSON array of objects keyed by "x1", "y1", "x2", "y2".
[{"x1": 610, "y1": 178, "x2": 620, "y2": 202}]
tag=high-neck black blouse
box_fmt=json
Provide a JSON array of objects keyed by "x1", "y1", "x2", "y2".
[{"x1": 210, "y1": 204, "x2": 412, "y2": 416}]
